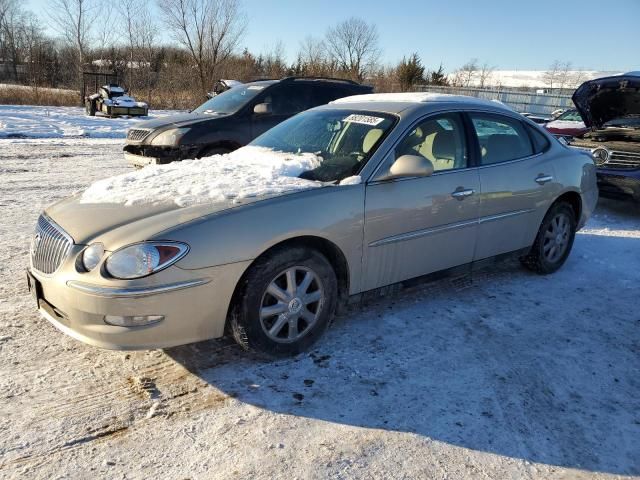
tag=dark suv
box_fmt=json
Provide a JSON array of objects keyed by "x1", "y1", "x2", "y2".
[{"x1": 124, "y1": 77, "x2": 373, "y2": 167}]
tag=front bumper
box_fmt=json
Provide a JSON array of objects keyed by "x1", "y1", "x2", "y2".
[
  {"x1": 596, "y1": 168, "x2": 640, "y2": 201},
  {"x1": 28, "y1": 259, "x2": 251, "y2": 350},
  {"x1": 123, "y1": 145, "x2": 198, "y2": 167}
]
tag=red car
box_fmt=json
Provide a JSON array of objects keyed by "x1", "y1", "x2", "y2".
[{"x1": 545, "y1": 109, "x2": 589, "y2": 138}]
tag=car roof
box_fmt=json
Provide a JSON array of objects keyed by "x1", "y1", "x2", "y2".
[
  {"x1": 244, "y1": 78, "x2": 370, "y2": 90},
  {"x1": 328, "y1": 92, "x2": 517, "y2": 115}
]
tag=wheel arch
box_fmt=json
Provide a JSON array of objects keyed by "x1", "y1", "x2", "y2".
[
  {"x1": 198, "y1": 140, "x2": 243, "y2": 157},
  {"x1": 225, "y1": 235, "x2": 350, "y2": 332},
  {"x1": 552, "y1": 189, "x2": 582, "y2": 222}
]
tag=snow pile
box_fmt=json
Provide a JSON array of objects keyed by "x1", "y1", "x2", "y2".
[
  {"x1": 0, "y1": 105, "x2": 175, "y2": 139},
  {"x1": 80, "y1": 146, "x2": 324, "y2": 207}
]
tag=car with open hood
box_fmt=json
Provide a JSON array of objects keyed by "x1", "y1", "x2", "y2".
[
  {"x1": 27, "y1": 93, "x2": 597, "y2": 355},
  {"x1": 123, "y1": 76, "x2": 372, "y2": 167},
  {"x1": 569, "y1": 72, "x2": 640, "y2": 201}
]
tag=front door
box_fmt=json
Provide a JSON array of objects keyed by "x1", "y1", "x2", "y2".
[{"x1": 363, "y1": 113, "x2": 481, "y2": 291}]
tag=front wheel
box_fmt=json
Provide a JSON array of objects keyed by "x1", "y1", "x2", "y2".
[
  {"x1": 521, "y1": 202, "x2": 576, "y2": 274},
  {"x1": 230, "y1": 247, "x2": 337, "y2": 356}
]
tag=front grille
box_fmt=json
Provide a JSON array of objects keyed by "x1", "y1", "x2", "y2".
[
  {"x1": 127, "y1": 128, "x2": 151, "y2": 141},
  {"x1": 31, "y1": 215, "x2": 73, "y2": 274},
  {"x1": 605, "y1": 150, "x2": 640, "y2": 170}
]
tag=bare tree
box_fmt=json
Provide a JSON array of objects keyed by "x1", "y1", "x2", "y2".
[
  {"x1": 457, "y1": 58, "x2": 479, "y2": 87},
  {"x1": 542, "y1": 60, "x2": 562, "y2": 89},
  {"x1": 325, "y1": 17, "x2": 380, "y2": 81},
  {"x1": 119, "y1": 0, "x2": 157, "y2": 96},
  {"x1": 478, "y1": 62, "x2": 495, "y2": 88},
  {"x1": 556, "y1": 61, "x2": 573, "y2": 91},
  {"x1": 157, "y1": 0, "x2": 246, "y2": 93},
  {"x1": 49, "y1": 0, "x2": 97, "y2": 79}
]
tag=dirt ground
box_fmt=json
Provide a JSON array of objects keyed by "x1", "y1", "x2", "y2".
[{"x1": 1, "y1": 138, "x2": 639, "y2": 479}]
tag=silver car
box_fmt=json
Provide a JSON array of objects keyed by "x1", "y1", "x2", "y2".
[{"x1": 26, "y1": 93, "x2": 598, "y2": 355}]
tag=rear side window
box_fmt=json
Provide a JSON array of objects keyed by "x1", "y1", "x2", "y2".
[
  {"x1": 525, "y1": 123, "x2": 551, "y2": 153},
  {"x1": 470, "y1": 114, "x2": 534, "y2": 165},
  {"x1": 264, "y1": 85, "x2": 311, "y2": 115},
  {"x1": 310, "y1": 85, "x2": 353, "y2": 106}
]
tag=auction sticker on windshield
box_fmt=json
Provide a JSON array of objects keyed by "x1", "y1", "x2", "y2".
[{"x1": 343, "y1": 114, "x2": 385, "y2": 126}]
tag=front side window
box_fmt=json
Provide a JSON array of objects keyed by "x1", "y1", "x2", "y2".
[
  {"x1": 393, "y1": 114, "x2": 467, "y2": 173},
  {"x1": 250, "y1": 109, "x2": 396, "y2": 182},
  {"x1": 470, "y1": 114, "x2": 534, "y2": 165}
]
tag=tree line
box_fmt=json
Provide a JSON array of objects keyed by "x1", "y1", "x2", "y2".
[{"x1": 0, "y1": 0, "x2": 586, "y2": 108}]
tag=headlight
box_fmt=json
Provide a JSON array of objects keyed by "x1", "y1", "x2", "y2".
[
  {"x1": 105, "y1": 242, "x2": 189, "y2": 279},
  {"x1": 81, "y1": 243, "x2": 104, "y2": 271},
  {"x1": 150, "y1": 128, "x2": 190, "y2": 146}
]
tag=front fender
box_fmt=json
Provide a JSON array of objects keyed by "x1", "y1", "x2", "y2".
[{"x1": 161, "y1": 186, "x2": 366, "y2": 294}]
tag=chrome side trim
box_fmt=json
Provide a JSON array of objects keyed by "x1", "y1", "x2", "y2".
[
  {"x1": 66, "y1": 278, "x2": 210, "y2": 298},
  {"x1": 369, "y1": 208, "x2": 534, "y2": 247},
  {"x1": 478, "y1": 209, "x2": 535, "y2": 224},
  {"x1": 369, "y1": 219, "x2": 477, "y2": 247}
]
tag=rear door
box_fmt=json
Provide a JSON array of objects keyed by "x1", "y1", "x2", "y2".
[
  {"x1": 251, "y1": 84, "x2": 312, "y2": 138},
  {"x1": 363, "y1": 113, "x2": 481, "y2": 290},
  {"x1": 468, "y1": 113, "x2": 557, "y2": 260}
]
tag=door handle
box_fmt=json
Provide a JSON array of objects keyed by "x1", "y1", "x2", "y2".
[
  {"x1": 535, "y1": 174, "x2": 553, "y2": 185},
  {"x1": 451, "y1": 188, "x2": 475, "y2": 199}
]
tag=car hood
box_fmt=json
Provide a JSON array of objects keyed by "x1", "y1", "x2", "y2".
[
  {"x1": 572, "y1": 73, "x2": 640, "y2": 129},
  {"x1": 133, "y1": 111, "x2": 231, "y2": 130},
  {"x1": 45, "y1": 192, "x2": 283, "y2": 247}
]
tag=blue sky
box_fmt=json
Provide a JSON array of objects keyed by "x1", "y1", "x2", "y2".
[{"x1": 30, "y1": 0, "x2": 639, "y2": 72}]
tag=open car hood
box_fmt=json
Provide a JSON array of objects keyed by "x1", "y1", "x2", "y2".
[{"x1": 572, "y1": 73, "x2": 640, "y2": 129}]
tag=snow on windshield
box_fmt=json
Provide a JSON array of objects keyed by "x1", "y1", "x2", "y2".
[{"x1": 80, "y1": 146, "x2": 324, "y2": 207}]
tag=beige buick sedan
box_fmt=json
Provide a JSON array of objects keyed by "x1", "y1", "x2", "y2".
[{"x1": 27, "y1": 93, "x2": 598, "y2": 355}]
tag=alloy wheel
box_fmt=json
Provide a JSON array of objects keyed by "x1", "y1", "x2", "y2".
[
  {"x1": 543, "y1": 212, "x2": 571, "y2": 263},
  {"x1": 259, "y1": 266, "x2": 324, "y2": 343}
]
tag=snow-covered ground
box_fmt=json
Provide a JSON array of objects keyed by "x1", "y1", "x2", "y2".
[
  {"x1": 0, "y1": 105, "x2": 177, "y2": 139},
  {"x1": 1, "y1": 136, "x2": 639, "y2": 479}
]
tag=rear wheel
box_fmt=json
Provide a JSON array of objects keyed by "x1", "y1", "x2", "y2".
[
  {"x1": 521, "y1": 202, "x2": 576, "y2": 274},
  {"x1": 230, "y1": 247, "x2": 337, "y2": 356}
]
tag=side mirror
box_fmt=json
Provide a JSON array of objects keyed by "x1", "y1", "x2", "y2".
[
  {"x1": 253, "y1": 103, "x2": 272, "y2": 115},
  {"x1": 380, "y1": 154, "x2": 434, "y2": 180}
]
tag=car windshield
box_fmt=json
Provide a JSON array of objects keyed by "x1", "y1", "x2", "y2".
[
  {"x1": 250, "y1": 109, "x2": 396, "y2": 183},
  {"x1": 557, "y1": 110, "x2": 583, "y2": 122},
  {"x1": 193, "y1": 84, "x2": 268, "y2": 114}
]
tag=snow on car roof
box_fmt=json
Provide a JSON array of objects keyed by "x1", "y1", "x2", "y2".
[
  {"x1": 104, "y1": 85, "x2": 125, "y2": 92},
  {"x1": 332, "y1": 92, "x2": 513, "y2": 111}
]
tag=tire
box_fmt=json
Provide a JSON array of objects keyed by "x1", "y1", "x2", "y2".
[
  {"x1": 198, "y1": 147, "x2": 231, "y2": 159},
  {"x1": 85, "y1": 100, "x2": 96, "y2": 116},
  {"x1": 521, "y1": 202, "x2": 576, "y2": 274},
  {"x1": 230, "y1": 247, "x2": 338, "y2": 356}
]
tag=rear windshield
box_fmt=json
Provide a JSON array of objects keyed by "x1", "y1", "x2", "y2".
[{"x1": 193, "y1": 84, "x2": 268, "y2": 115}]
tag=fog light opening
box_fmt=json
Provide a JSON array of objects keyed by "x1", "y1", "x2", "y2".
[{"x1": 104, "y1": 315, "x2": 164, "y2": 327}]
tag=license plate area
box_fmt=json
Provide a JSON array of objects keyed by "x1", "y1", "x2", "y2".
[{"x1": 26, "y1": 271, "x2": 42, "y2": 308}]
